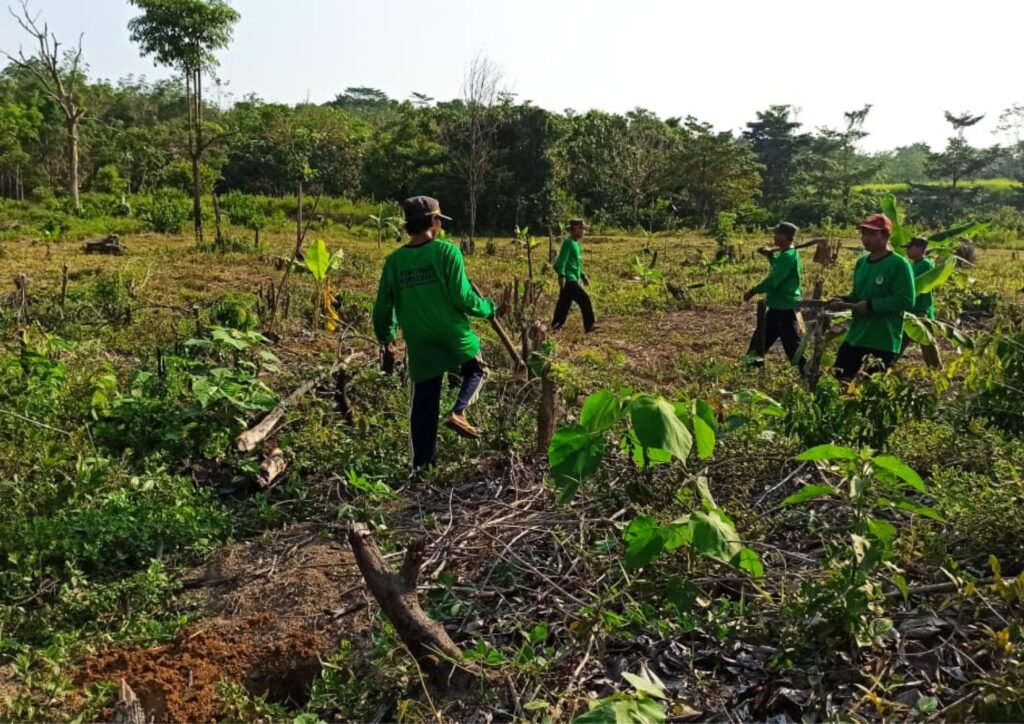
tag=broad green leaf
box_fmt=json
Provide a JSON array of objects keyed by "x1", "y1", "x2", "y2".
[
  {"x1": 795, "y1": 444, "x2": 857, "y2": 462},
  {"x1": 892, "y1": 572, "x2": 910, "y2": 602},
  {"x1": 689, "y1": 510, "x2": 740, "y2": 563},
  {"x1": 633, "y1": 697, "x2": 668, "y2": 724},
  {"x1": 623, "y1": 431, "x2": 673, "y2": 467},
  {"x1": 903, "y1": 314, "x2": 934, "y2": 346},
  {"x1": 548, "y1": 425, "x2": 605, "y2": 502},
  {"x1": 693, "y1": 399, "x2": 718, "y2": 431},
  {"x1": 872, "y1": 455, "x2": 926, "y2": 493},
  {"x1": 694, "y1": 476, "x2": 717, "y2": 511},
  {"x1": 623, "y1": 516, "x2": 666, "y2": 569},
  {"x1": 621, "y1": 672, "x2": 666, "y2": 700},
  {"x1": 304, "y1": 238, "x2": 331, "y2": 282},
  {"x1": 661, "y1": 521, "x2": 692, "y2": 551},
  {"x1": 691, "y1": 411, "x2": 716, "y2": 460},
  {"x1": 628, "y1": 395, "x2": 693, "y2": 462},
  {"x1": 881, "y1": 195, "x2": 911, "y2": 248},
  {"x1": 730, "y1": 548, "x2": 765, "y2": 579},
  {"x1": 915, "y1": 255, "x2": 957, "y2": 295},
  {"x1": 580, "y1": 390, "x2": 623, "y2": 433},
  {"x1": 781, "y1": 484, "x2": 835, "y2": 506},
  {"x1": 884, "y1": 497, "x2": 945, "y2": 522},
  {"x1": 528, "y1": 624, "x2": 549, "y2": 645},
  {"x1": 863, "y1": 517, "x2": 897, "y2": 546},
  {"x1": 928, "y1": 318, "x2": 974, "y2": 350},
  {"x1": 928, "y1": 221, "x2": 990, "y2": 242}
]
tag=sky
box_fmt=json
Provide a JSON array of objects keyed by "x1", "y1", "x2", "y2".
[{"x1": 1, "y1": 0, "x2": 1021, "y2": 152}]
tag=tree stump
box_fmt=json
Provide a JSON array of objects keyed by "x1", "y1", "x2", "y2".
[
  {"x1": 110, "y1": 680, "x2": 146, "y2": 724},
  {"x1": 348, "y1": 524, "x2": 477, "y2": 693}
]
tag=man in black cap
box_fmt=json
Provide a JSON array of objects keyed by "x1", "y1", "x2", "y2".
[
  {"x1": 551, "y1": 219, "x2": 596, "y2": 332},
  {"x1": 743, "y1": 222, "x2": 805, "y2": 371},
  {"x1": 372, "y1": 196, "x2": 496, "y2": 470}
]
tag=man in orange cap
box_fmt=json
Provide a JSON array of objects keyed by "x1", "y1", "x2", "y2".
[{"x1": 827, "y1": 213, "x2": 916, "y2": 380}]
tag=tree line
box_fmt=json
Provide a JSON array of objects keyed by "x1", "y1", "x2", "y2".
[{"x1": 2, "y1": 0, "x2": 1023, "y2": 241}]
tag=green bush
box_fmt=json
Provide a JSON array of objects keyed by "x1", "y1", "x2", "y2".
[{"x1": 145, "y1": 188, "x2": 191, "y2": 234}]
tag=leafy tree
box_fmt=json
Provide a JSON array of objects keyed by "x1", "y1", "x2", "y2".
[
  {"x1": 670, "y1": 118, "x2": 762, "y2": 226},
  {"x1": 927, "y1": 111, "x2": 1000, "y2": 221},
  {"x1": 2, "y1": 0, "x2": 88, "y2": 213},
  {"x1": 128, "y1": 0, "x2": 240, "y2": 242},
  {"x1": 742, "y1": 105, "x2": 811, "y2": 214},
  {"x1": 808, "y1": 105, "x2": 883, "y2": 222},
  {"x1": 616, "y1": 108, "x2": 676, "y2": 228},
  {"x1": 875, "y1": 143, "x2": 931, "y2": 183}
]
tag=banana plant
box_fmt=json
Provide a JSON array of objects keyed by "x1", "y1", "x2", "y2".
[
  {"x1": 880, "y1": 194, "x2": 989, "y2": 260},
  {"x1": 304, "y1": 238, "x2": 344, "y2": 331},
  {"x1": 370, "y1": 203, "x2": 403, "y2": 249}
]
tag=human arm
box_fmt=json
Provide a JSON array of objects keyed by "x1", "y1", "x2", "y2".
[
  {"x1": 372, "y1": 262, "x2": 398, "y2": 344},
  {"x1": 748, "y1": 253, "x2": 790, "y2": 297},
  {"x1": 444, "y1": 246, "x2": 496, "y2": 319}
]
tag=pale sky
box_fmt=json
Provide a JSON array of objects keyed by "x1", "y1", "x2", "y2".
[{"x1": 1, "y1": 0, "x2": 1020, "y2": 152}]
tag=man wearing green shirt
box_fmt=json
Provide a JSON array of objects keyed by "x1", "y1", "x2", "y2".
[
  {"x1": 551, "y1": 219, "x2": 596, "y2": 332},
  {"x1": 828, "y1": 213, "x2": 916, "y2": 380},
  {"x1": 901, "y1": 236, "x2": 941, "y2": 366},
  {"x1": 372, "y1": 196, "x2": 496, "y2": 469},
  {"x1": 743, "y1": 221, "x2": 805, "y2": 371}
]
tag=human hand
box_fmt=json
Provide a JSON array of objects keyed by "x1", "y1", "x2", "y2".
[
  {"x1": 582, "y1": 275, "x2": 590, "y2": 287},
  {"x1": 743, "y1": 290, "x2": 754, "y2": 302},
  {"x1": 850, "y1": 300, "x2": 869, "y2": 316},
  {"x1": 826, "y1": 297, "x2": 851, "y2": 311}
]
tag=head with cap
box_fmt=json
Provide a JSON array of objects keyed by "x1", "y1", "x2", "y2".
[
  {"x1": 773, "y1": 221, "x2": 798, "y2": 248},
  {"x1": 857, "y1": 213, "x2": 893, "y2": 254},
  {"x1": 402, "y1": 196, "x2": 451, "y2": 237},
  {"x1": 907, "y1": 236, "x2": 928, "y2": 262},
  {"x1": 568, "y1": 218, "x2": 587, "y2": 240}
]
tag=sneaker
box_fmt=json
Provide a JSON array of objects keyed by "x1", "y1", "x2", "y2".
[
  {"x1": 585, "y1": 323, "x2": 600, "y2": 333},
  {"x1": 445, "y1": 412, "x2": 481, "y2": 439}
]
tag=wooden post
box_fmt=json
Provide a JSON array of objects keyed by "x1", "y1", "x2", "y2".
[{"x1": 59, "y1": 263, "x2": 68, "y2": 309}]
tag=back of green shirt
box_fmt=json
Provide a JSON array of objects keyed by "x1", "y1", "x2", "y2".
[
  {"x1": 372, "y1": 240, "x2": 495, "y2": 383},
  {"x1": 844, "y1": 252, "x2": 916, "y2": 354},
  {"x1": 912, "y1": 258, "x2": 936, "y2": 319},
  {"x1": 554, "y1": 238, "x2": 583, "y2": 283},
  {"x1": 751, "y1": 248, "x2": 802, "y2": 310}
]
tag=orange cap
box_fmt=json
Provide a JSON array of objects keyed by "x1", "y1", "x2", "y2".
[{"x1": 857, "y1": 213, "x2": 893, "y2": 234}]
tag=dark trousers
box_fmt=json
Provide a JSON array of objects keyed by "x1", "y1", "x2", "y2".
[
  {"x1": 746, "y1": 308, "x2": 805, "y2": 370},
  {"x1": 551, "y1": 281, "x2": 595, "y2": 331},
  {"x1": 410, "y1": 358, "x2": 486, "y2": 469},
  {"x1": 833, "y1": 342, "x2": 897, "y2": 381}
]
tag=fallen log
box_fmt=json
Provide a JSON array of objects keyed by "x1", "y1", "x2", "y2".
[
  {"x1": 84, "y1": 234, "x2": 125, "y2": 255},
  {"x1": 348, "y1": 523, "x2": 477, "y2": 692},
  {"x1": 257, "y1": 447, "x2": 288, "y2": 488},
  {"x1": 234, "y1": 354, "x2": 359, "y2": 453}
]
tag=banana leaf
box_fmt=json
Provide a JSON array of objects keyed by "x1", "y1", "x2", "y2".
[
  {"x1": 928, "y1": 221, "x2": 990, "y2": 243},
  {"x1": 903, "y1": 315, "x2": 934, "y2": 345},
  {"x1": 881, "y1": 195, "x2": 911, "y2": 249},
  {"x1": 915, "y1": 256, "x2": 957, "y2": 295}
]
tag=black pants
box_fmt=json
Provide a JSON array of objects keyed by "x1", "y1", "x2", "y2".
[
  {"x1": 833, "y1": 343, "x2": 897, "y2": 381},
  {"x1": 551, "y1": 281, "x2": 595, "y2": 331},
  {"x1": 410, "y1": 358, "x2": 486, "y2": 469},
  {"x1": 746, "y1": 308, "x2": 805, "y2": 370}
]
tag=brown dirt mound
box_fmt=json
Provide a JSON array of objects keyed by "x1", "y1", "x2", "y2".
[{"x1": 81, "y1": 523, "x2": 371, "y2": 723}]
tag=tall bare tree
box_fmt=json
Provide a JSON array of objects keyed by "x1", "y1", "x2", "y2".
[
  {"x1": 445, "y1": 53, "x2": 503, "y2": 252},
  {"x1": 2, "y1": 0, "x2": 86, "y2": 214}
]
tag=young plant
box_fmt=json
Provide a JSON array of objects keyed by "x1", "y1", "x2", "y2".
[
  {"x1": 369, "y1": 202, "x2": 402, "y2": 249},
  {"x1": 304, "y1": 238, "x2": 344, "y2": 331},
  {"x1": 547, "y1": 389, "x2": 717, "y2": 502},
  {"x1": 574, "y1": 671, "x2": 667, "y2": 724}
]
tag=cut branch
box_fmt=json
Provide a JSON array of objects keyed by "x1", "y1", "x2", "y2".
[{"x1": 348, "y1": 523, "x2": 477, "y2": 692}]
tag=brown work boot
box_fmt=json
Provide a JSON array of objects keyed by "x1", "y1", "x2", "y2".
[{"x1": 445, "y1": 412, "x2": 481, "y2": 439}]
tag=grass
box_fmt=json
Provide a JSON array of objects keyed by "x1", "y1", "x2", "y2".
[
  {"x1": 855, "y1": 178, "x2": 1023, "y2": 193},
  {"x1": 1, "y1": 212, "x2": 1024, "y2": 721}
]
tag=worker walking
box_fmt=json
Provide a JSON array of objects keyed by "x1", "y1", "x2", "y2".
[
  {"x1": 372, "y1": 196, "x2": 496, "y2": 470},
  {"x1": 551, "y1": 219, "x2": 596, "y2": 333},
  {"x1": 902, "y1": 236, "x2": 942, "y2": 368},
  {"x1": 828, "y1": 214, "x2": 916, "y2": 380},
  {"x1": 743, "y1": 222, "x2": 805, "y2": 371}
]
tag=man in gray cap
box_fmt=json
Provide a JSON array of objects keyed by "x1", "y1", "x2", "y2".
[
  {"x1": 551, "y1": 219, "x2": 596, "y2": 332},
  {"x1": 372, "y1": 196, "x2": 496, "y2": 470},
  {"x1": 743, "y1": 222, "x2": 805, "y2": 371}
]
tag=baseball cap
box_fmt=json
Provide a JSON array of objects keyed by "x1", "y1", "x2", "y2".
[
  {"x1": 402, "y1": 196, "x2": 451, "y2": 223},
  {"x1": 568, "y1": 218, "x2": 588, "y2": 228},
  {"x1": 857, "y1": 214, "x2": 893, "y2": 234}
]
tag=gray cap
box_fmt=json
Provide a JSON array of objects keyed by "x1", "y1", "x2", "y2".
[
  {"x1": 402, "y1": 196, "x2": 451, "y2": 223},
  {"x1": 773, "y1": 222, "x2": 798, "y2": 237}
]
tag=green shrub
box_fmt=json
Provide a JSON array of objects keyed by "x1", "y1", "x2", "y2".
[{"x1": 145, "y1": 188, "x2": 191, "y2": 234}]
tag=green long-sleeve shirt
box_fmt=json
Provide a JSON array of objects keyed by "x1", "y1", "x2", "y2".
[
  {"x1": 373, "y1": 239, "x2": 495, "y2": 383},
  {"x1": 750, "y1": 248, "x2": 802, "y2": 310},
  {"x1": 554, "y1": 238, "x2": 584, "y2": 283},
  {"x1": 912, "y1": 258, "x2": 936, "y2": 319},
  {"x1": 843, "y1": 252, "x2": 916, "y2": 354}
]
